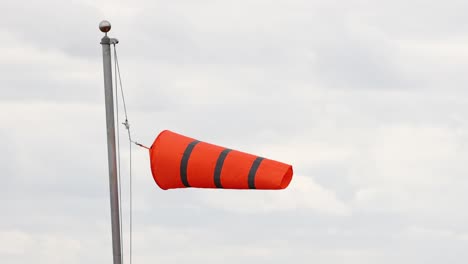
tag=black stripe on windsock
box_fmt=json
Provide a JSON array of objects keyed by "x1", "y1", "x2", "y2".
[
  {"x1": 180, "y1": 140, "x2": 200, "y2": 187},
  {"x1": 248, "y1": 157, "x2": 264, "y2": 189},
  {"x1": 214, "y1": 149, "x2": 232, "y2": 188}
]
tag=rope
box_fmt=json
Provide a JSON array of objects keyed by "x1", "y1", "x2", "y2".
[
  {"x1": 114, "y1": 44, "x2": 124, "y2": 264},
  {"x1": 114, "y1": 44, "x2": 149, "y2": 264},
  {"x1": 112, "y1": 43, "x2": 150, "y2": 264},
  {"x1": 113, "y1": 44, "x2": 134, "y2": 264}
]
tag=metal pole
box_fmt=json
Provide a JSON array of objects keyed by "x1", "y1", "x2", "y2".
[{"x1": 99, "y1": 20, "x2": 122, "y2": 264}]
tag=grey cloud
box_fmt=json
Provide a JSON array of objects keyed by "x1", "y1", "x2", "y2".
[{"x1": 1, "y1": 0, "x2": 103, "y2": 57}]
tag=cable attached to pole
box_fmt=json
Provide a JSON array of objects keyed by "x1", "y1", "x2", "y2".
[{"x1": 132, "y1": 141, "x2": 150, "y2": 150}]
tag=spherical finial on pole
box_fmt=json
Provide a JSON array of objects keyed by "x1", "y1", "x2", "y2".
[{"x1": 99, "y1": 20, "x2": 111, "y2": 33}]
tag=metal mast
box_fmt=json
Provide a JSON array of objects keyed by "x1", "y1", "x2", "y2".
[{"x1": 99, "y1": 20, "x2": 122, "y2": 264}]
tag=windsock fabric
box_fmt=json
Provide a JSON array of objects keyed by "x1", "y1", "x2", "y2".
[{"x1": 149, "y1": 130, "x2": 293, "y2": 190}]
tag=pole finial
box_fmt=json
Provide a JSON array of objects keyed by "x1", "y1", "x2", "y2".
[{"x1": 99, "y1": 20, "x2": 111, "y2": 33}]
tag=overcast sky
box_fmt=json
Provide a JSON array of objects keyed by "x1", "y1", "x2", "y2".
[{"x1": 1, "y1": 0, "x2": 468, "y2": 263}]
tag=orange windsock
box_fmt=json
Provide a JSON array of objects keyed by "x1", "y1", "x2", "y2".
[{"x1": 149, "y1": 130, "x2": 293, "y2": 190}]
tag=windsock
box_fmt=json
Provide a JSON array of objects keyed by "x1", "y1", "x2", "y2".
[{"x1": 149, "y1": 130, "x2": 293, "y2": 190}]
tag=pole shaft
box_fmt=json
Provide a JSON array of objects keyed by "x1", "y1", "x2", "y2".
[{"x1": 101, "y1": 35, "x2": 122, "y2": 264}]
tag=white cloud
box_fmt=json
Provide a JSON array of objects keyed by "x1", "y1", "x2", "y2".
[
  {"x1": 199, "y1": 175, "x2": 350, "y2": 215},
  {"x1": 2, "y1": 0, "x2": 468, "y2": 263},
  {"x1": 0, "y1": 229, "x2": 105, "y2": 264},
  {"x1": 350, "y1": 124, "x2": 468, "y2": 216}
]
